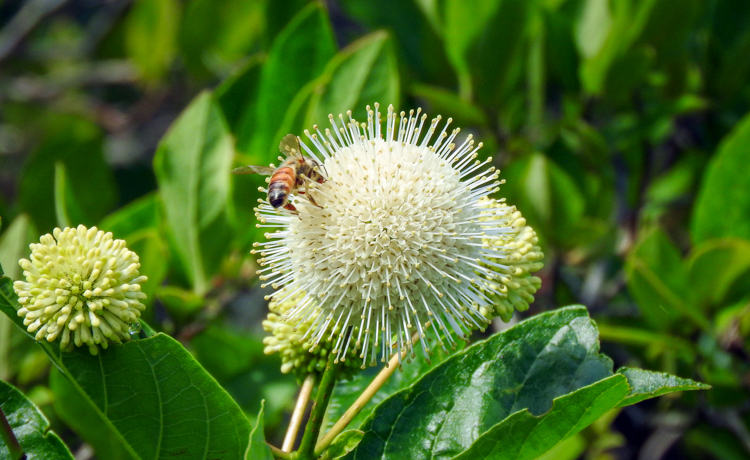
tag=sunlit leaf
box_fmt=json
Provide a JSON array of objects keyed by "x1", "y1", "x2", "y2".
[{"x1": 153, "y1": 91, "x2": 234, "y2": 295}]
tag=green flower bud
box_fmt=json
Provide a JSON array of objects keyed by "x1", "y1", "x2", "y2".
[{"x1": 13, "y1": 225, "x2": 148, "y2": 355}]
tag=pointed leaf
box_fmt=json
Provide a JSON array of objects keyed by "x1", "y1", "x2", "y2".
[
  {"x1": 346, "y1": 306, "x2": 614, "y2": 459},
  {"x1": 451, "y1": 375, "x2": 630, "y2": 460},
  {"x1": 0, "y1": 379, "x2": 74, "y2": 460},
  {"x1": 306, "y1": 31, "x2": 400, "y2": 124},
  {"x1": 247, "y1": 3, "x2": 336, "y2": 158},
  {"x1": 616, "y1": 367, "x2": 711, "y2": 407},
  {"x1": 153, "y1": 91, "x2": 234, "y2": 295}
]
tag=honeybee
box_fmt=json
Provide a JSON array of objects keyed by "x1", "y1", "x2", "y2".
[{"x1": 232, "y1": 134, "x2": 326, "y2": 212}]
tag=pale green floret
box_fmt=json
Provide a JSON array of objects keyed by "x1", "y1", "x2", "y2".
[
  {"x1": 477, "y1": 198, "x2": 544, "y2": 322},
  {"x1": 13, "y1": 225, "x2": 148, "y2": 355},
  {"x1": 263, "y1": 292, "x2": 361, "y2": 380}
]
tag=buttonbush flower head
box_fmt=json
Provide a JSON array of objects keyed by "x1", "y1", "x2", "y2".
[
  {"x1": 14, "y1": 225, "x2": 148, "y2": 355},
  {"x1": 263, "y1": 292, "x2": 362, "y2": 378},
  {"x1": 476, "y1": 198, "x2": 543, "y2": 322},
  {"x1": 254, "y1": 104, "x2": 543, "y2": 368}
]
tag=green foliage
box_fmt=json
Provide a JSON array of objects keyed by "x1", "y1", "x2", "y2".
[
  {"x1": 345, "y1": 307, "x2": 705, "y2": 460},
  {"x1": 0, "y1": 379, "x2": 74, "y2": 460},
  {"x1": 153, "y1": 92, "x2": 234, "y2": 295},
  {"x1": 692, "y1": 112, "x2": 750, "y2": 244},
  {"x1": 1, "y1": 266, "x2": 252, "y2": 459},
  {"x1": 2, "y1": 0, "x2": 746, "y2": 458}
]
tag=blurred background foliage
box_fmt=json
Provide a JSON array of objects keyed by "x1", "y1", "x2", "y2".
[{"x1": 1, "y1": 0, "x2": 750, "y2": 458}]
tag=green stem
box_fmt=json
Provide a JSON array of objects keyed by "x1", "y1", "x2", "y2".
[
  {"x1": 294, "y1": 351, "x2": 340, "y2": 460},
  {"x1": 269, "y1": 443, "x2": 292, "y2": 460},
  {"x1": 315, "y1": 331, "x2": 421, "y2": 456},
  {"x1": 0, "y1": 406, "x2": 24, "y2": 460}
]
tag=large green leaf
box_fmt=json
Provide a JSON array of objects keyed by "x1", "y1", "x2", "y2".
[
  {"x1": 692, "y1": 112, "x2": 750, "y2": 244},
  {"x1": 344, "y1": 306, "x2": 707, "y2": 460},
  {"x1": 0, "y1": 268, "x2": 252, "y2": 459},
  {"x1": 0, "y1": 379, "x2": 74, "y2": 460},
  {"x1": 451, "y1": 375, "x2": 630, "y2": 460},
  {"x1": 50, "y1": 368, "x2": 136, "y2": 460},
  {"x1": 246, "y1": 3, "x2": 336, "y2": 159},
  {"x1": 153, "y1": 91, "x2": 234, "y2": 295},
  {"x1": 306, "y1": 31, "x2": 400, "y2": 125},
  {"x1": 346, "y1": 306, "x2": 614, "y2": 459},
  {"x1": 616, "y1": 368, "x2": 710, "y2": 407}
]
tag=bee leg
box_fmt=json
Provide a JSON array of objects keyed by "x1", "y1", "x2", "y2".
[
  {"x1": 283, "y1": 202, "x2": 298, "y2": 213},
  {"x1": 304, "y1": 182, "x2": 323, "y2": 208}
]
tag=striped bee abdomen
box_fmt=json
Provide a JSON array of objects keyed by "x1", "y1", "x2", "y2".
[{"x1": 268, "y1": 167, "x2": 295, "y2": 208}]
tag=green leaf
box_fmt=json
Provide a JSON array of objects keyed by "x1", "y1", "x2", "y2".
[
  {"x1": 50, "y1": 368, "x2": 137, "y2": 460},
  {"x1": 245, "y1": 401, "x2": 273, "y2": 460},
  {"x1": 321, "y1": 430, "x2": 364, "y2": 460},
  {"x1": 125, "y1": 0, "x2": 181, "y2": 82},
  {"x1": 306, "y1": 31, "x2": 400, "y2": 125},
  {"x1": 625, "y1": 227, "x2": 694, "y2": 329},
  {"x1": 153, "y1": 91, "x2": 234, "y2": 295},
  {"x1": 616, "y1": 367, "x2": 711, "y2": 407},
  {"x1": 346, "y1": 306, "x2": 615, "y2": 459},
  {"x1": 216, "y1": 55, "x2": 264, "y2": 148},
  {"x1": 451, "y1": 375, "x2": 630, "y2": 460},
  {"x1": 687, "y1": 238, "x2": 750, "y2": 309},
  {"x1": 100, "y1": 193, "x2": 160, "y2": 240},
  {"x1": 0, "y1": 271, "x2": 252, "y2": 459},
  {"x1": 345, "y1": 306, "x2": 709, "y2": 460},
  {"x1": 692, "y1": 112, "x2": 750, "y2": 244},
  {"x1": 246, "y1": 3, "x2": 336, "y2": 159},
  {"x1": 0, "y1": 379, "x2": 75, "y2": 460}
]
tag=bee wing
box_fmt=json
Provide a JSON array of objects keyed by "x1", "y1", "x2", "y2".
[
  {"x1": 279, "y1": 133, "x2": 303, "y2": 159},
  {"x1": 231, "y1": 165, "x2": 275, "y2": 175}
]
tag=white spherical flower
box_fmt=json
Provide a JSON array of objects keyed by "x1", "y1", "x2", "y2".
[
  {"x1": 254, "y1": 104, "x2": 541, "y2": 368},
  {"x1": 14, "y1": 225, "x2": 148, "y2": 355}
]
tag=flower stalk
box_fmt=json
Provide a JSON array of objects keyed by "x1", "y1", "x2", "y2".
[
  {"x1": 314, "y1": 329, "x2": 423, "y2": 457},
  {"x1": 282, "y1": 374, "x2": 316, "y2": 452},
  {"x1": 294, "y1": 349, "x2": 341, "y2": 460}
]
